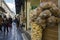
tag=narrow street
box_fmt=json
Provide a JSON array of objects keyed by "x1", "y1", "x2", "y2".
[{"x1": 0, "y1": 22, "x2": 23, "y2": 40}]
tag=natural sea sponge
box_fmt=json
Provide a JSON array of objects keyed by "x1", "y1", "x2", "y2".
[
  {"x1": 31, "y1": 22, "x2": 42, "y2": 40},
  {"x1": 30, "y1": 2, "x2": 59, "y2": 40},
  {"x1": 50, "y1": 6, "x2": 59, "y2": 17},
  {"x1": 39, "y1": 10, "x2": 51, "y2": 19},
  {"x1": 57, "y1": 9, "x2": 60, "y2": 17},
  {"x1": 56, "y1": 17, "x2": 60, "y2": 23},
  {"x1": 40, "y1": 2, "x2": 51, "y2": 9},
  {"x1": 30, "y1": 9, "x2": 37, "y2": 18},
  {"x1": 36, "y1": 7, "x2": 42, "y2": 16},
  {"x1": 47, "y1": 16, "x2": 57, "y2": 26},
  {"x1": 40, "y1": 2, "x2": 56, "y2": 9},
  {"x1": 36, "y1": 17, "x2": 46, "y2": 29},
  {"x1": 30, "y1": 9, "x2": 37, "y2": 22}
]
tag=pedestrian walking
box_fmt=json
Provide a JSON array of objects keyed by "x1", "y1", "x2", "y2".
[
  {"x1": 21, "y1": 23, "x2": 25, "y2": 30},
  {"x1": 3, "y1": 15, "x2": 8, "y2": 34},
  {"x1": 9, "y1": 17, "x2": 12, "y2": 28},
  {"x1": 14, "y1": 17, "x2": 19, "y2": 28},
  {"x1": 0, "y1": 15, "x2": 3, "y2": 32}
]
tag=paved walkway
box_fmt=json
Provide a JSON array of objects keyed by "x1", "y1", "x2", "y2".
[{"x1": 0, "y1": 22, "x2": 23, "y2": 40}]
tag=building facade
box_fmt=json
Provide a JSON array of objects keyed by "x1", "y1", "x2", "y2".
[
  {"x1": 15, "y1": 0, "x2": 25, "y2": 14},
  {"x1": 0, "y1": 0, "x2": 6, "y2": 17},
  {"x1": 0, "y1": 0, "x2": 13, "y2": 18},
  {"x1": 15, "y1": 0, "x2": 27, "y2": 30}
]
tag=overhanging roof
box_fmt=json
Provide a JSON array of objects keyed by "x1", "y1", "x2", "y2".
[{"x1": 0, "y1": 7, "x2": 6, "y2": 13}]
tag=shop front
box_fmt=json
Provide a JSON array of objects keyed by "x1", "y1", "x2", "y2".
[{"x1": 30, "y1": 0, "x2": 58, "y2": 40}]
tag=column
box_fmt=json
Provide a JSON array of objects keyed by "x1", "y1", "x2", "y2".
[
  {"x1": 58, "y1": 0, "x2": 60, "y2": 40},
  {"x1": 27, "y1": 1, "x2": 31, "y2": 30}
]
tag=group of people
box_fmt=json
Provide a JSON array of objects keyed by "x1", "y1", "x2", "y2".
[
  {"x1": 0, "y1": 14, "x2": 26, "y2": 35},
  {"x1": 0, "y1": 15, "x2": 12, "y2": 34}
]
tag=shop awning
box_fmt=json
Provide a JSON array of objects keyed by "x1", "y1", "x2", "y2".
[{"x1": 0, "y1": 7, "x2": 6, "y2": 13}]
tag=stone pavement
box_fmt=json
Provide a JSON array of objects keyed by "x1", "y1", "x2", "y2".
[
  {"x1": 0, "y1": 22, "x2": 28, "y2": 40},
  {"x1": 19, "y1": 27, "x2": 31, "y2": 40}
]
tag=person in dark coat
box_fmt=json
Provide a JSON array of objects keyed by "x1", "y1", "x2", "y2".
[
  {"x1": 20, "y1": 23, "x2": 25, "y2": 30},
  {"x1": 9, "y1": 17, "x2": 12, "y2": 28},
  {"x1": 0, "y1": 15, "x2": 3, "y2": 32},
  {"x1": 3, "y1": 15, "x2": 8, "y2": 34},
  {"x1": 14, "y1": 17, "x2": 19, "y2": 28}
]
